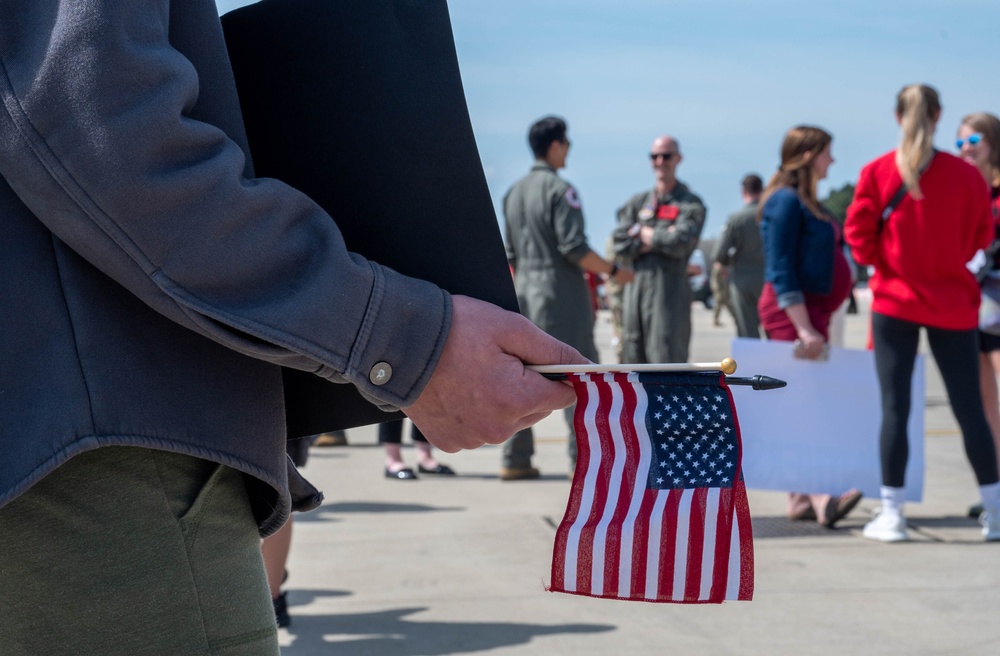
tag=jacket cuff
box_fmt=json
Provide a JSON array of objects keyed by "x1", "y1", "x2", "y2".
[
  {"x1": 317, "y1": 264, "x2": 451, "y2": 409},
  {"x1": 777, "y1": 290, "x2": 804, "y2": 309},
  {"x1": 562, "y1": 242, "x2": 592, "y2": 265}
]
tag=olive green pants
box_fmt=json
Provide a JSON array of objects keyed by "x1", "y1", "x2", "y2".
[{"x1": 0, "y1": 446, "x2": 279, "y2": 656}]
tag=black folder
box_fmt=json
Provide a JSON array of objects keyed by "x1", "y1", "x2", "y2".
[{"x1": 222, "y1": 0, "x2": 517, "y2": 436}]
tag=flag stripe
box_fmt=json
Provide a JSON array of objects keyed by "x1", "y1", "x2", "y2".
[
  {"x1": 612, "y1": 374, "x2": 648, "y2": 599},
  {"x1": 726, "y1": 496, "x2": 742, "y2": 601},
  {"x1": 578, "y1": 377, "x2": 621, "y2": 595},
  {"x1": 735, "y1": 480, "x2": 755, "y2": 601},
  {"x1": 576, "y1": 376, "x2": 615, "y2": 595},
  {"x1": 554, "y1": 376, "x2": 599, "y2": 593},
  {"x1": 683, "y1": 488, "x2": 707, "y2": 601},
  {"x1": 594, "y1": 376, "x2": 628, "y2": 596},
  {"x1": 655, "y1": 487, "x2": 682, "y2": 600},
  {"x1": 709, "y1": 487, "x2": 735, "y2": 602},
  {"x1": 640, "y1": 490, "x2": 665, "y2": 599},
  {"x1": 670, "y1": 489, "x2": 690, "y2": 600},
  {"x1": 699, "y1": 487, "x2": 721, "y2": 601}
]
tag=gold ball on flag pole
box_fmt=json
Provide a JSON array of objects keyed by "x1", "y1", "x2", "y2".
[{"x1": 720, "y1": 357, "x2": 737, "y2": 375}]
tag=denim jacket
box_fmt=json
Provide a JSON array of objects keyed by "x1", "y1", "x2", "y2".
[{"x1": 760, "y1": 187, "x2": 835, "y2": 308}]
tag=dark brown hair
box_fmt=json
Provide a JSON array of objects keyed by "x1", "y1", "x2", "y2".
[{"x1": 758, "y1": 125, "x2": 832, "y2": 221}]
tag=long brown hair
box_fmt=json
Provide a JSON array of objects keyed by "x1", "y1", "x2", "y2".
[
  {"x1": 758, "y1": 125, "x2": 832, "y2": 221},
  {"x1": 960, "y1": 111, "x2": 1000, "y2": 188},
  {"x1": 895, "y1": 84, "x2": 941, "y2": 200}
]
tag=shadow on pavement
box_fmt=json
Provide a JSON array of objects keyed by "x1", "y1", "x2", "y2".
[
  {"x1": 288, "y1": 589, "x2": 353, "y2": 604},
  {"x1": 909, "y1": 515, "x2": 983, "y2": 530},
  {"x1": 295, "y1": 501, "x2": 465, "y2": 523},
  {"x1": 751, "y1": 515, "x2": 856, "y2": 539},
  {"x1": 280, "y1": 606, "x2": 615, "y2": 656}
]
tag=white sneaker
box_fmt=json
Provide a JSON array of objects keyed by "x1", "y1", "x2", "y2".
[
  {"x1": 863, "y1": 508, "x2": 909, "y2": 542},
  {"x1": 980, "y1": 509, "x2": 1000, "y2": 542}
]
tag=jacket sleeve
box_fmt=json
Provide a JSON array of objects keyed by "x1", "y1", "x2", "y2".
[
  {"x1": 761, "y1": 190, "x2": 804, "y2": 307},
  {"x1": 612, "y1": 196, "x2": 642, "y2": 260},
  {"x1": 0, "y1": 1, "x2": 449, "y2": 410},
  {"x1": 551, "y1": 184, "x2": 592, "y2": 264},
  {"x1": 844, "y1": 162, "x2": 882, "y2": 268},
  {"x1": 713, "y1": 214, "x2": 739, "y2": 265},
  {"x1": 503, "y1": 190, "x2": 518, "y2": 270}
]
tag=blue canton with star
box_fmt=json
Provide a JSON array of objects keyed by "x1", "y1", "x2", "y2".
[{"x1": 643, "y1": 379, "x2": 739, "y2": 491}]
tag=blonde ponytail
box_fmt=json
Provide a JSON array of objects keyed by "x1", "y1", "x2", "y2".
[{"x1": 894, "y1": 84, "x2": 940, "y2": 200}]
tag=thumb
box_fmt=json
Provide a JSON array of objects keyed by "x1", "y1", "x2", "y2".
[{"x1": 497, "y1": 313, "x2": 590, "y2": 367}]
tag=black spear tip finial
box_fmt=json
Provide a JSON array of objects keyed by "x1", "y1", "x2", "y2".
[
  {"x1": 751, "y1": 374, "x2": 787, "y2": 390},
  {"x1": 725, "y1": 374, "x2": 787, "y2": 390}
]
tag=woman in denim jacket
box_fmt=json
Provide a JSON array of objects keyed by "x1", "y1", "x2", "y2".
[{"x1": 758, "y1": 125, "x2": 861, "y2": 527}]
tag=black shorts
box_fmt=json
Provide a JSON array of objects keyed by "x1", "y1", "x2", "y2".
[{"x1": 979, "y1": 330, "x2": 1000, "y2": 354}]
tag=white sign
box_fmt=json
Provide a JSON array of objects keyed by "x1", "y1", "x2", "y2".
[{"x1": 730, "y1": 338, "x2": 925, "y2": 501}]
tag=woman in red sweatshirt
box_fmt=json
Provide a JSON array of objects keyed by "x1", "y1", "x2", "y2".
[{"x1": 845, "y1": 84, "x2": 999, "y2": 542}]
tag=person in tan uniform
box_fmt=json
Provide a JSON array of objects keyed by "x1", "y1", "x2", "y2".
[{"x1": 713, "y1": 173, "x2": 765, "y2": 338}]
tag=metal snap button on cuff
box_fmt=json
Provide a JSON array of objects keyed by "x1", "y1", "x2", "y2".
[{"x1": 369, "y1": 362, "x2": 393, "y2": 385}]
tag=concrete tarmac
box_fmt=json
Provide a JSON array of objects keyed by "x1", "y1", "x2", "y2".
[{"x1": 279, "y1": 291, "x2": 999, "y2": 655}]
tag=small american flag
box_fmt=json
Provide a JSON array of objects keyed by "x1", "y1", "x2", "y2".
[{"x1": 550, "y1": 372, "x2": 753, "y2": 603}]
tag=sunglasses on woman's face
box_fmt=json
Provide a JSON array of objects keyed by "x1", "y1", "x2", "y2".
[{"x1": 956, "y1": 133, "x2": 983, "y2": 149}]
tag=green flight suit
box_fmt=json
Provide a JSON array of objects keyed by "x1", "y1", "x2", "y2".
[
  {"x1": 713, "y1": 202, "x2": 764, "y2": 339},
  {"x1": 612, "y1": 182, "x2": 706, "y2": 363},
  {"x1": 503, "y1": 162, "x2": 599, "y2": 469}
]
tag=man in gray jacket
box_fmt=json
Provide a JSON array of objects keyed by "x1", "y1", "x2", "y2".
[
  {"x1": 0, "y1": 3, "x2": 584, "y2": 654},
  {"x1": 503, "y1": 116, "x2": 634, "y2": 480},
  {"x1": 613, "y1": 135, "x2": 707, "y2": 363}
]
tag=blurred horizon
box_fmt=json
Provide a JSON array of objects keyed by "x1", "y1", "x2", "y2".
[{"x1": 216, "y1": 0, "x2": 1000, "y2": 242}]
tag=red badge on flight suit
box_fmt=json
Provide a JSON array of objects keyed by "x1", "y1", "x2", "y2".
[{"x1": 655, "y1": 204, "x2": 679, "y2": 221}]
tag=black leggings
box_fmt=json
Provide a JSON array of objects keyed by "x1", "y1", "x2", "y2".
[
  {"x1": 872, "y1": 312, "x2": 999, "y2": 487},
  {"x1": 378, "y1": 419, "x2": 428, "y2": 444}
]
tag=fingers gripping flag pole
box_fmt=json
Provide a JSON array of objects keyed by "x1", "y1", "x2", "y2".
[{"x1": 549, "y1": 371, "x2": 754, "y2": 603}]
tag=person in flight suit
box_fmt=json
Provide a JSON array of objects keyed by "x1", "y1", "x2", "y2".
[
  {"x1": 713, "y1": 173, "x2": 765, "y2": 339},
  {"x1": 613, "y1": 135, "x2": 707, "y2": 363},
  {"x1": 502, "y1": 116, "x2": 634, "y2": 480}
]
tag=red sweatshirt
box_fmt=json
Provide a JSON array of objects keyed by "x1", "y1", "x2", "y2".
[{"x1": 845, "y1": 150, "x2": 993, "y2": 330}]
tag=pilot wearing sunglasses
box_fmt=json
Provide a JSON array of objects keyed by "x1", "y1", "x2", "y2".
[{"x1": 612, "y1": 135, "x2": 707, "y2": 364}]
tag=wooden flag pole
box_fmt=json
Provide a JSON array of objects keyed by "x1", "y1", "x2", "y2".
[
  {"x1": 528, "y1": 357, "x2": 738, "y2": 376},
  {"x1": 526, "y1": 359, "x2": 785, "y2": 390}
]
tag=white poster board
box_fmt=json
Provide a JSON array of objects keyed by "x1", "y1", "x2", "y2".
[{"x1": 730, "y1": 338, "x2": 925, "y2": 501}]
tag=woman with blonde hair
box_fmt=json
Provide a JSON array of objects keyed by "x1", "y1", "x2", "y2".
[
  {"x1": 758, "y1": 125, "x2": 861, "y2": 527},
  {"x1": 958, "y1": 112, "x2": 1000, "y2": 519},
  {"x1": 845, "y1": 85, "x2": 1000, "y2": 542}
]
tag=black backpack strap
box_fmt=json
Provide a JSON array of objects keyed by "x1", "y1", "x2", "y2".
[
  {"x1": 879, "y1": 150, "x2": 937, "y2": 228},
  {"x1": 880, "y1": 183, "x2": 910, "y2": 221}
]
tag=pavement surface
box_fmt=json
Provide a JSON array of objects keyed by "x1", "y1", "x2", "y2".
[{"x1": 278, "y1": 290, "x2": 1000, "y2": 656}]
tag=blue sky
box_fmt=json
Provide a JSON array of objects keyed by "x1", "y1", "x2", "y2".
[{"x1": 216, "y1": 0, "x2": 1000, "y2": 241}]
